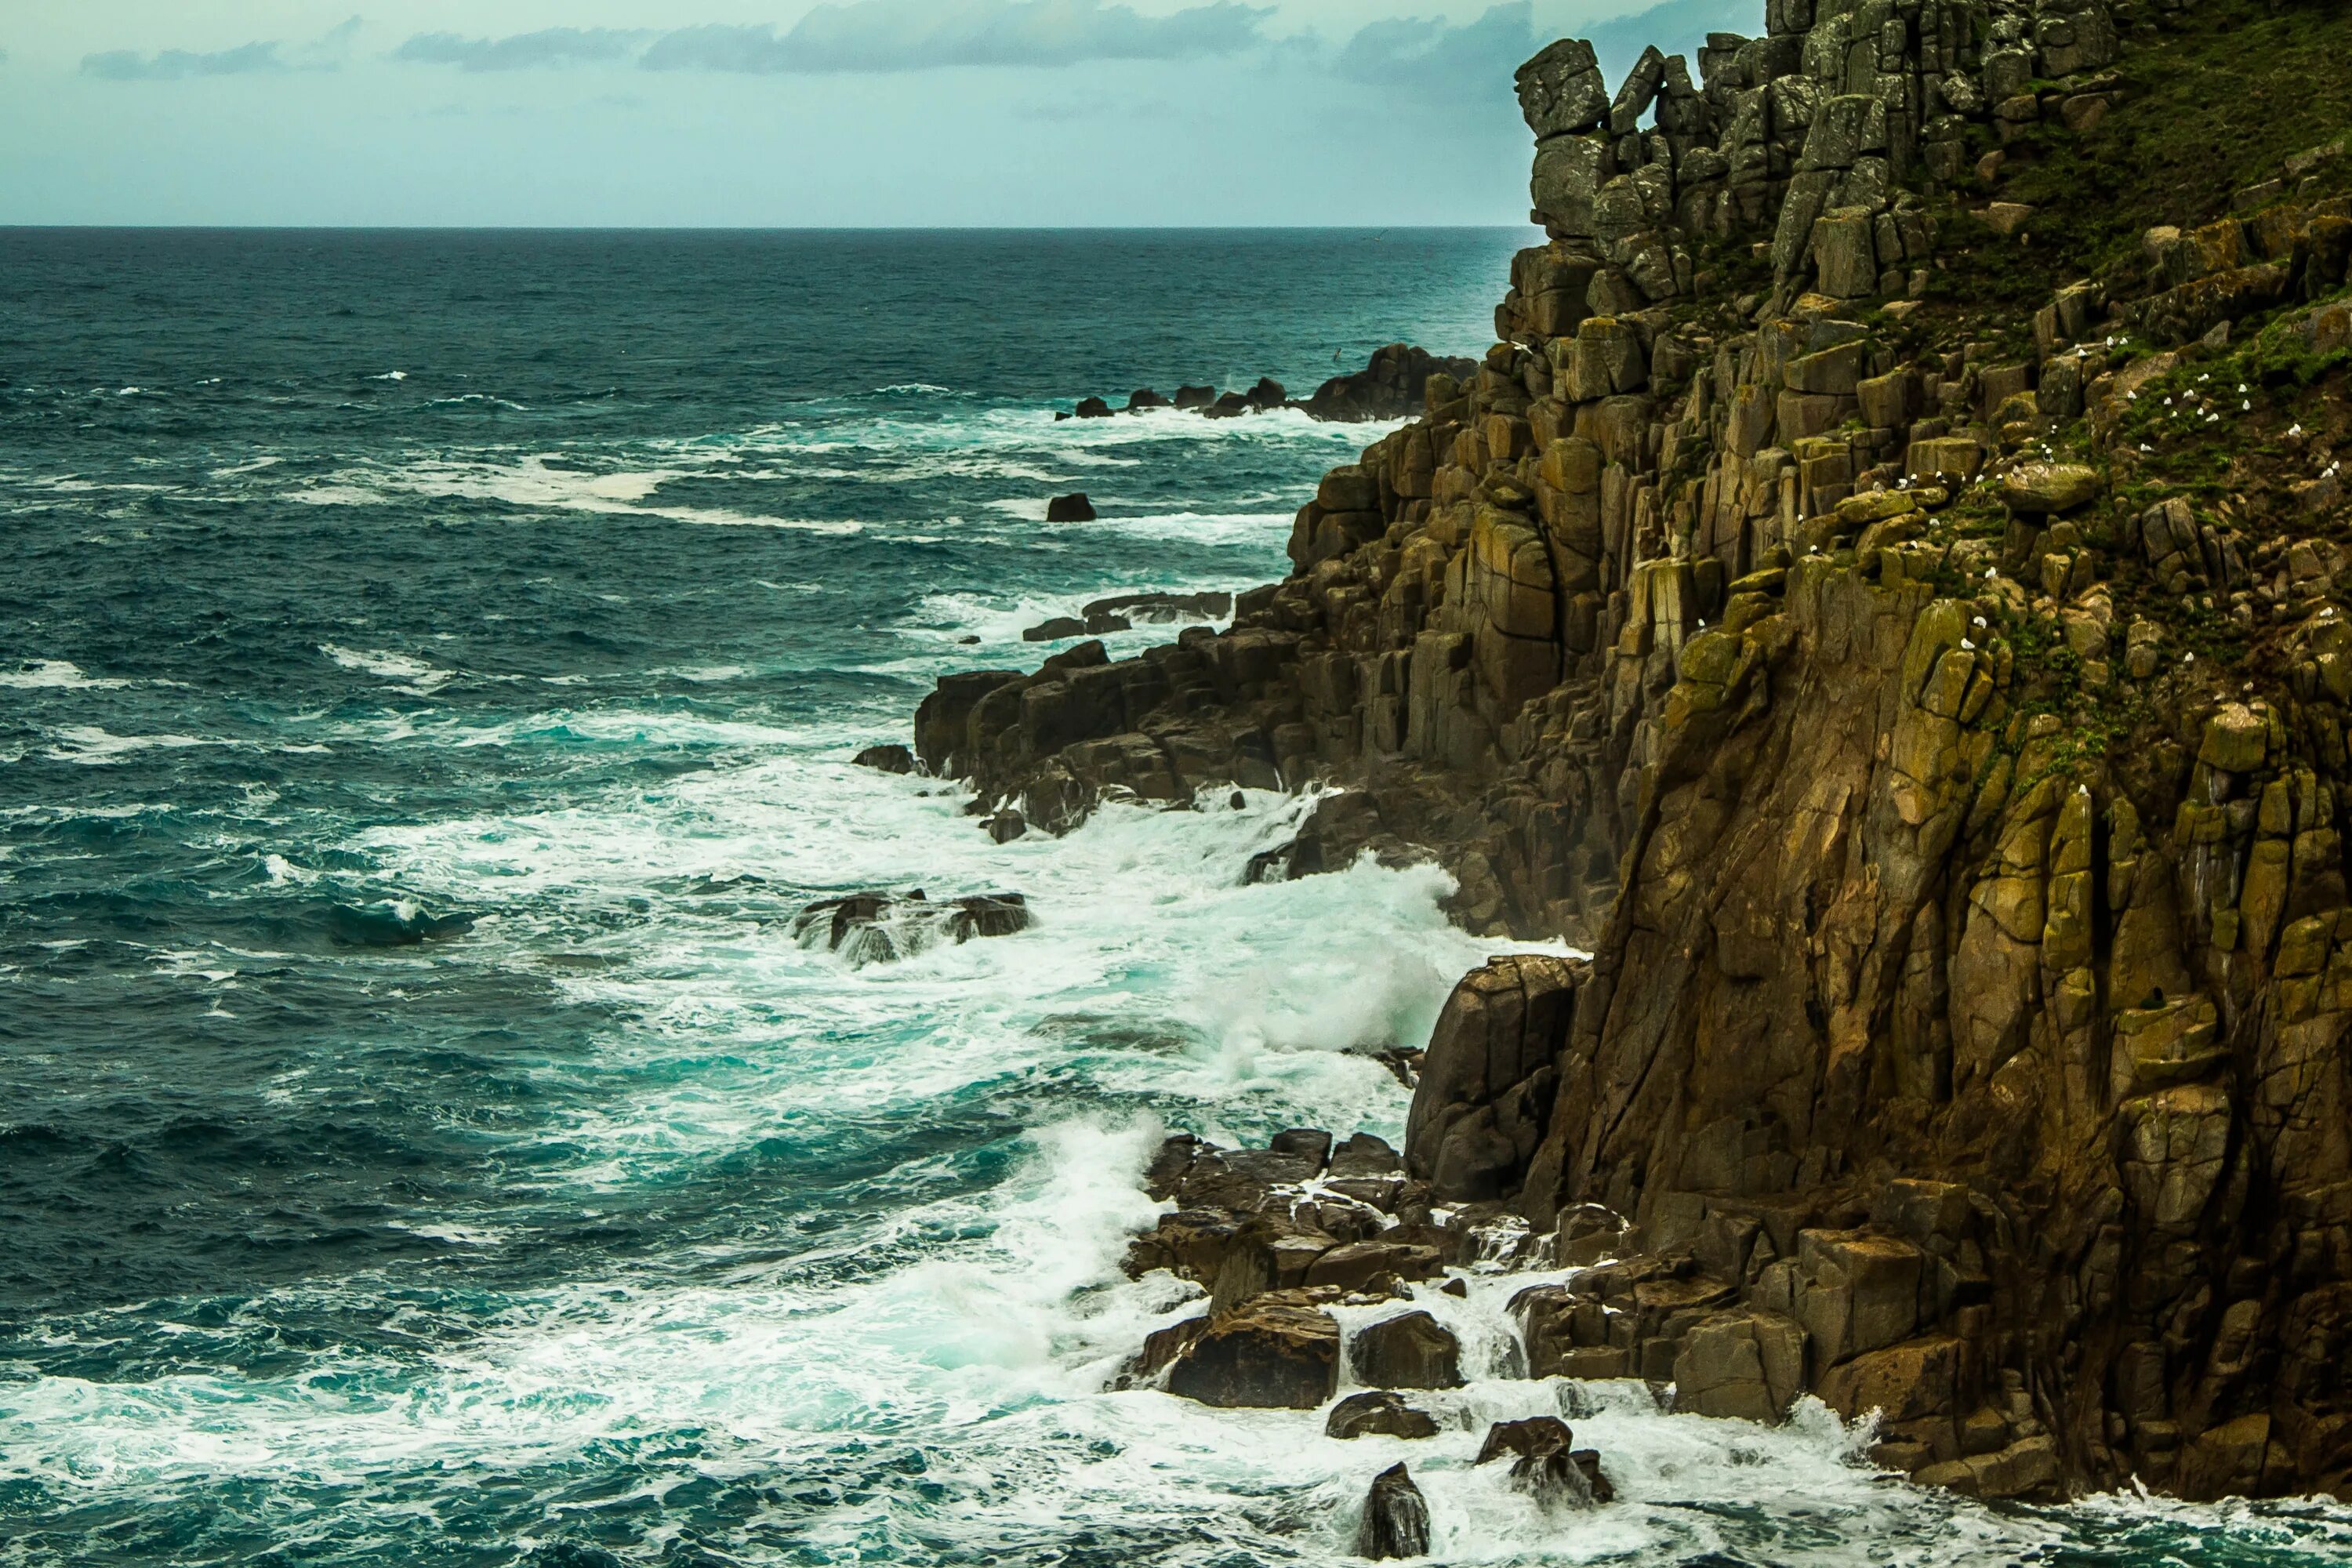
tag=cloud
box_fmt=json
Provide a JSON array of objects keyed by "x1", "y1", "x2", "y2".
[
  {"x1": 299, "y1": 16, "x2": 365, "y2": 67},
  {"x1": 82, "y1": 42, "x2": 289, "y2": 81},
  {"x1": 1327, "y1": 0, "x2": 1755, "y2": 105},
  {"x1": 1333, "y1": 2, "x2": 1537, "y2": 95},
  {"x1": 393, "y1": 27, "x2": 648, "y2": 71},
  {"x1": 638, "y1": 0, "x2": 1270, "y2": 74},
  {"x1": 82, "y1": 17, "x2": 365, "y2": 81}
]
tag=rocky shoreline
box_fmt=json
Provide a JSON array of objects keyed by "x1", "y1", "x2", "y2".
[
  {"x1": 906, "y1": 0, "x2": 2352, "y2": 1515},
  {"x1": 1054, "y1": 344, "x2": 1479, "y2": 426}
]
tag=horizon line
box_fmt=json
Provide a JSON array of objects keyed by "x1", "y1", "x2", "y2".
[{"x1": 0, "y1": 221, "x2": 1537, "y2": 234}]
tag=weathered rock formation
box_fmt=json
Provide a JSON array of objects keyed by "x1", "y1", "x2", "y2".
[{"x1": 925, "y1": 0, "x2": 2352, "y2": 1505}]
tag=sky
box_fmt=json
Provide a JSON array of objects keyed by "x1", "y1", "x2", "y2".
[{"x1": 0, "y1": 0, "x2": 1760, "y2": 227}]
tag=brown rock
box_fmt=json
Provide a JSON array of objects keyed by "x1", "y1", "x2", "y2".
[
  {"x1": 1165, "y1": 1295, "x2": 1341, "y2": 1409},
  {"x1": 1327, "y1": 1389, "x2": 1441, "y2": 1439},
  {"x1": 1351, "y1": 1311, "x2": 1466, "y2": 1389}
]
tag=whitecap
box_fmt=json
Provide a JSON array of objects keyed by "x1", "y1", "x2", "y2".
[
  {"x1": 319, "y1": 643, "x2": 454, "y2": 694},
  {"x1": 0, "y1": 660, "x2": 131, "y2": 691},
  {"x1": 40, "y1": 726, "x2": 215, "y2": 764}
]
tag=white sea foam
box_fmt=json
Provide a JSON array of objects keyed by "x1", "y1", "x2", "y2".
[
  {"x1": 0, "y1": 659, "x2": 132, "y2": 690},
  {"x1": 41, "y1": 726, "x2": 217, "y2": 764},
  {"x1": 320, "y1": 643, "x2": 454, "y2": 694}
]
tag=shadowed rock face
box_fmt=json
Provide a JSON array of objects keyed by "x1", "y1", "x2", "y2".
[{"x1": 917, "y1": 0, "x2": 2352, "y2": 1506}]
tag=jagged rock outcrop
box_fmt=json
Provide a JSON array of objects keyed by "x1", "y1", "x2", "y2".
[
  {"x1": 1055, "y1": 345, "x2": 1478, "y2": 426},
  {"x1": 924, "y1": 0, "x2": 2352, "y2": 1504},
  {"x1": 1356, "y1": 1464, "x2": 1432, "y2": 1559}
]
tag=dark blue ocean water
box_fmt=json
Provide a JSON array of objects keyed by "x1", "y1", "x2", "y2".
[{"x1": 2, "y1": 228, "x2": 2348, "y2": 1566}]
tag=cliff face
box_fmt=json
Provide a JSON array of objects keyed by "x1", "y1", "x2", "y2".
[{"x1": 917, "y1": 0, "x2": 2352, "y2": 1503}]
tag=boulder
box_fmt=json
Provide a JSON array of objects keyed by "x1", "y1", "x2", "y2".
[
  {"x1": 1046, "y1": 493, "x2": 1098, "y2": 523},
  {"x1": 1326, "y1": 1389, "x2": 1441, "y2": 1439},
  {"x1": 1073, "y1": 397, "x2": 1112, "y2": 419},
  {"x1": 1125, "y1": 388, "x2": 1171, "y2": 411},
  {"x1": 1999, "y1": 463, "x2": 2100, "y2": 514},
  {"x1": 1476, "y1": 1417, "x2": 1606, "y2": 1505},
  {"x1": 1023, "y1": 616, "x2": 1088, "y2": 641},
  {"x1": 986, "y1": 808, "x2": 1026, "y2": 844},
  {"x1": 1356, "y1": 1464, "x2": 1432, "y2": 1559},
  {"x1": 1303, "y1": 1240, "x2": 1443, "y2": 1290},
  {"x1": 1172, "y1": 384, "x2": 1217, "y2": 408},
  {"x1": 1516, "y1": 38, "x2": 1610, "y2": 136},
  {"x1": 1164, "y1": 1294, "x2": 1341, "y2": 1408},
  {"x1": 1351, "y1": 1311, "x2": 1465, "y2": 1389},
  {"x1": 852, "y1": 743, "x2": 915, "y2": 774}
]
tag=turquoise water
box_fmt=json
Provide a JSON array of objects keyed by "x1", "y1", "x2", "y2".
[{"x1": 2, "y1": 227, "x2": 2348, "y2": 1566}]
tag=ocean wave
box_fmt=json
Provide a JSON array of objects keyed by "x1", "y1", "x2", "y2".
[
  {"x1": 0, "y1": 659, "x2": 132, "y2": 691},
  {"x1": 319, "y1": 643, "x2": 455, "y2": 695}
]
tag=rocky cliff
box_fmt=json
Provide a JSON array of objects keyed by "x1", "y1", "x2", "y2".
[{"x1": 916, "y1": 0, "x2": 2352, "y2": 1504}]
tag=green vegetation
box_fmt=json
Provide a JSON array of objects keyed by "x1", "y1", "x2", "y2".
[{"x1": 1933, "y1": 0, "x2": 2351, "y2": 308}]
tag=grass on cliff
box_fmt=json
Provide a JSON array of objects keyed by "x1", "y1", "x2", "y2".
[{"x1": 1933, "y1": 0, "x2": 2352, "y2": 307}]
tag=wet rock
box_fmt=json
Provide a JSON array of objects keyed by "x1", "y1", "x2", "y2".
[
  {"x1": 1083, "y1": 590, "x2": 1232, "y2": 624},
  {"x1": 1327, "y1": 1389, "x2": 1441, "y2": 1439},
  {"x1": 1407, "y1": 954, "x2": 1581, "y2": 1200},
  {"x1": 1476, "y1": 1417, "x2": 1607, "y2": 1504},
  {"x1": 1164, "y1": 1293, "x2": 1341, "y2": 1408},
  {"x1": 1144, "y1": 1134, "x2": 1205, "y2": 1200},
  {"x1": 1120, "y1": 1315, "x2": 1207, "y2": 1386},
  {"x1": 1352, "y1": 1311, "x2": 1465, "y2": 1389},
  {"x1": 986, "y1": 808, "x2": 1027, "y2": 844},
  {"x1": 1046, "y1": 492, "x2": 1097, "y2": 522},
  {"x1": 1269, "y1": 1127, "x2": 1335, "y2": 1169},
  {"x1": 1303, "y1": 1240, "x2": 1443, "y2": 1291},
  {"x1": 1023, "y1": 616, "x2": 1088, "y2": 641},
  {"x1": 790, "y1": 890, "x2": 1030, "y2": 965},
  {"x1": 1355, "y1": 1463, "x2": 1432, "y2": 1559},
  {"x1": 1126, "y1": 388, "x2": 1171, "y2": 411},
  {"x1": 852, "y1": 743, "x2": 916, "y2": 774},
  {"x1": 1172, "y1": 384, "x2": 1217, "y2": 409}
]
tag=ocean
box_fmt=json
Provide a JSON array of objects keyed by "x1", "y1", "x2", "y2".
[{"x1": 2, "y1": 227, "x2": 2348, "y2": 1566}]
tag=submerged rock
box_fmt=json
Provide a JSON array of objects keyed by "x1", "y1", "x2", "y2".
[
  {"x1": 1355, "y1": 1463, "x2": 1431, "y2": 1559},
  {"x1": 324, "y1": 901, "x2": 475, "y2": 946},
  {"x1": 1327, "y1": 1390, "x2": 1440, "y2": 1440},
  {"x1": 1082, "y1": 590, "x2": 1232, "y2": 624},
  {"x1": 790, "y1": 890, "x2": 1030, "y2": 965}
]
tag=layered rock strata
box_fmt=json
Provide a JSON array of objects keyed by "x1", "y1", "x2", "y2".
[{"x1": 921, "y1": 0, "x2": 2352, "y2": 1503}]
